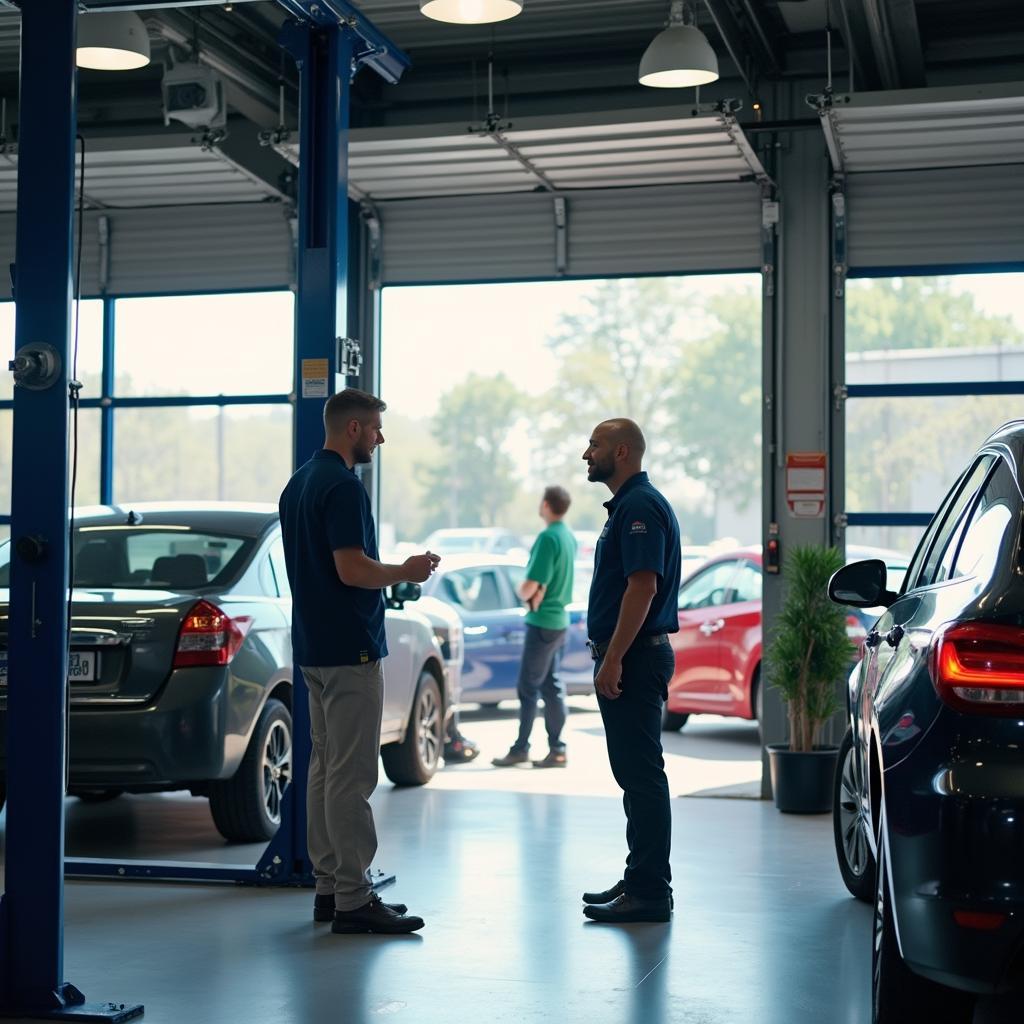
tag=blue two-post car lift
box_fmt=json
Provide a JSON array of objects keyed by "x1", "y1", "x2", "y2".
[{"x1": 1, "y1": 0, "x2": 408, "y2": 1018}]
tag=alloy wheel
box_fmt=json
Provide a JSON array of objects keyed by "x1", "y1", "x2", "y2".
[
  {"x1": 838, "y1": 744, "x2": 870, "y2": 878},
  {"x1": 262, "y1": 719, "x2": 292, "y2": 825},
  {"x1": 417, "y1": 685, "x2": 441, "y2": 772}
]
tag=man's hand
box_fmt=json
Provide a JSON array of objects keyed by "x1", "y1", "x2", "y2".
[
  {"x1": 594, "y1": 657, "x2": 623, "y2": 700},
  {"x1": 403, "y1": 551, "x2": 441, "y2": 583}
]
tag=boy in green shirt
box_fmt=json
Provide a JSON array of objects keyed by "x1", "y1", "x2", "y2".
[{"x1": 492, "y1": 486, "x2": 577, "y2": 768}]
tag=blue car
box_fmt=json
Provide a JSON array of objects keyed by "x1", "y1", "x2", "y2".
[{"x1": 420, "y1": 555, "x2": 593, "y2": 706}]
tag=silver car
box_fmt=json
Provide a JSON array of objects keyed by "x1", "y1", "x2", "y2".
[{"x1": 0, "y1": 502, "x2": 450, "y2": 843}]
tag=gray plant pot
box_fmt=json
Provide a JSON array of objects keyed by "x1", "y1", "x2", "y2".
[{"x1": 767, "y1": 744, "x2": 839, "y2": 814}]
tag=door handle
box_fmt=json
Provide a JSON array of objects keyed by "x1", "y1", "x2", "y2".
[
  {"x1": 699, "y1": 619, "x2": 725, "y2": 636},
  {"x1": 885, "y1": 624, "x2": 904, "y2": 648}
]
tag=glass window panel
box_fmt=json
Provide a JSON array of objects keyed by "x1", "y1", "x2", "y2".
[
  {"x1": 846, "y1": 528, "x2": 924, "y2": 591},
  {"x1": 949, "y1": 459, "x2": 1016, "y2": 585},
  {"x1": 0, "y1": 300, "x2": 103, "y2": 403},
  {"x1": 114, "y1": 405, "x2": 291, "y2": 504},
  {"x1": 380, "y1": 276, "x2": 761, "y2": 554},
  {"x1": 0, "y1": 408, "x2": 99, "y2": 513},
  {"x1": 442, "y1": 568, "x2": 506, "y2": 613},
  {"x1": 114, "y1": 293, "x2": 294, "y2": 397},
  {"x1": 845, "y1": 395, "x2": 1016, "y2": 514},
  {"x1": 847, "y1": 274, "x2": 1024, "y2": 384}
]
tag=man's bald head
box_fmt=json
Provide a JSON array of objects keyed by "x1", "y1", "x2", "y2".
[{"x1": 597, "y1": 418, "x2": 646, "y2": 459}]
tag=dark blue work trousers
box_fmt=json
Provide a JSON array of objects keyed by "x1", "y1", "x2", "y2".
[
  {"x1": 512, "y1": 624, "x2": 568, "y2": 753},
  {"x1": 596, "y1": 641, "x2": 675, "y2": 901}
]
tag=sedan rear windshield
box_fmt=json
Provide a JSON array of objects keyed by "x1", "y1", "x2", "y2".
[{"x1": 0, "y1": 529, "x2": 254, "y2": 590}]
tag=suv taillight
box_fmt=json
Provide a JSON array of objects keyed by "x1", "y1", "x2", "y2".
[
  {"x1": 174, "y1": 600, "x2": 252, "y2": 668},
  {"x1": 929, "y1": 622, "x2": 1024, "y2": 715}
]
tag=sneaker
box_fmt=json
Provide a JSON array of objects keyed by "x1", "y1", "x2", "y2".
[
  {"x1": 444, "y1": 734, "x2": 480, "y2": 764},
  {"x1": 491, "y1": 748, "x2": 530, "y2": 767},
  {"x1": 331, "y1": 894, "x2": 425, "y2": 935},
  {"x1": 315, "y1": 892, "x2": 406, "y2": 922},
  {"x1": 532, "y1": 750, "x2": 567, "y2": 769}
]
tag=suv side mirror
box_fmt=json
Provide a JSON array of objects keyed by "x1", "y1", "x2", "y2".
[
  {"x1": 828, "y1": 560, "x2": 897, "y2": 608},
  {"x1": 388, "y1": 581, "x2": 422, "y2": 609}
]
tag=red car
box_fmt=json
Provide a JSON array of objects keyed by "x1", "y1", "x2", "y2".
[{"x1": 663, "y1": 545, "x2": 908, "y2": 732}]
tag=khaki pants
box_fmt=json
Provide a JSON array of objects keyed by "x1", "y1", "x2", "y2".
[{"x1": 301, "y1": 662, "x2": 384, "y2": 911}]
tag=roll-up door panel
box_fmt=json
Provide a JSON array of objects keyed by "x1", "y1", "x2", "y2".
[
  {"x1": 379, "y1": 182, "x2": 761, "y2": 285},
  {"x1": 380, "y1": 193, "x2": 555, "y2": 284},
  {"x1": 0, "y1": 203, "x2": 293, "y2": 299},
  {"x1": 566, "y1": 183, "x2": 761, "y2": 277},
  {"x1": 848, "y1": 165, "x2": 1024, "y2": 270}
]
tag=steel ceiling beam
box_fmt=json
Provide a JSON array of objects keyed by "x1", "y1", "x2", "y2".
[
  {"x1": 886, "y1": 0, "x2": 926, "y2": 88},
  {"x1": 703, "y1": 0, "x2": 760, "y2": 99},
  {"x1": 834, "y1": 0, "x2": 884, "y2": 91}
]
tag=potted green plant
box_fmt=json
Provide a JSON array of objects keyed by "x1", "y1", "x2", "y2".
[{"x1": 766, "y1": 545, "x2": 853, "y2": 813}]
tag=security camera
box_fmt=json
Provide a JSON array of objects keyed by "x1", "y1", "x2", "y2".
[{"x1": 162, "y1": 62, "x2": 226, "y2": 129}]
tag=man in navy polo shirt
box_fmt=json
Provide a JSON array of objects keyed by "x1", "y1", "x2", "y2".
[
  {"x1": 279, "y1": 387, "x2": 439, "y2": 936},
  {"x1": 579, "y1": 418, "x2": 681, "y2": 924}
]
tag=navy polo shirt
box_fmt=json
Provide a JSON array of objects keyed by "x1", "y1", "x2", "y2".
[
  {"x1": 587, "y1": 471, "x2": 682, "y2": 645},
  {"x1": 278, "y1": 450, "x2": 387, "y2": 666}
]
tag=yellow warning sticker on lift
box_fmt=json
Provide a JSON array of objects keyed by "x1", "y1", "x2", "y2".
[{"x1": 301, "y1": 358, "x2": 329, "y2": 399}]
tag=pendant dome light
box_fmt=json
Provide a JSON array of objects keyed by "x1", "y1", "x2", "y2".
[
  {"x1": 419, "y1": 0, "x2": 524, "y2": 26},
  {"x1": 77, "y1": 11, "x2": 151, "y2": 71},
  {"x1": 639, "y1": 1, "x2": 719, "y2": 89}
]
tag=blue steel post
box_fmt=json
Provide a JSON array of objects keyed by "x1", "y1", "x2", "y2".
[
  {"x1": 1, "y1": 4, "x2": 141, "y2": 1017},
  {"x1": 257, "y1": 19, "x2": 353, "y2": 884},
  {"x1": 2, "y1": 0, "x2": 78, "y2": 1008},
  {"x1": 99, "y1": 297, "x2": 115, "y2": 506}
]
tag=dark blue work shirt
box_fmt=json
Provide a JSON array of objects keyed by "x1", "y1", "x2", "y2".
[
  {"x1": 278, "y1": 450, "x2": 387, "y2": 666},
  {"x1": 587, "y1": 471, "x2": 682, "y2": 645}
]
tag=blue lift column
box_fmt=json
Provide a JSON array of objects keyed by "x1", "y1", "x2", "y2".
[
  {"x1": 256, "y1": 15, "x2": 360, "y2": 886},
  {"x1": 1, "y1": 1, "x2": 140, "y2": 1019}
]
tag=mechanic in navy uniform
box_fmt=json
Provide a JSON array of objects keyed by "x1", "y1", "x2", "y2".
[
  {"x1": 580, "y1": 418, "x2": 681, "y2": 924},
  {"x1": 279, "y1": 387, "x2": 439, "y2": 936}
]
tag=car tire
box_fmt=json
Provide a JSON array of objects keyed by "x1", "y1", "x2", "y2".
[
  {"x1": 76, "y1": 789, "x2": 124, "y2": 803},
  {"x1": 209, "y1": 698, "x2": 292, "y2": 844},
  {"x1": 382, "y1": 670, "x2": 443, "y2": 787},
  {"x1": 873, "y1": 809, "x2": 976, "y2": 1024},
  {"x1": 834, "y1": 728, "x2": 875, "y2": 903},
  {"x1": 661, "y1": 707, "x2": 689, "y2": 732}
]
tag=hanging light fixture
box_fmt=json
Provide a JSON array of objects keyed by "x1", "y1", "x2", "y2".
[
  {"x1": 419, "y1": 0, "x2": 524, "y2": 26},
  {"x1": 639, "y1": 1, "x2": 719, "y2": 88},
  {"x1": 76, "y1": 11, "x2": 151, "y2": 72}
]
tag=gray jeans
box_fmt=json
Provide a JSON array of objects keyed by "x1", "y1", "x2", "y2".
[{"x1": 301, "y1": 662, "x2": 384, "y2": 911}]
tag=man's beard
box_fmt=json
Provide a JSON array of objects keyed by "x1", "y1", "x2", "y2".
[
  {"x1": 354, "y1": 441, "x2": 375, "y2": 465},
  {"x1": 587, "y1": 457, "x2": 614, "y2": 482}
]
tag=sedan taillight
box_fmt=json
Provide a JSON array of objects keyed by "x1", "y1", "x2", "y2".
[
  {"x1": 929, "y1": 622, "x2": 1024, "y2": 715},
  {"x1": 174, "y1": 599, "x2": 252, "y2": 668}
]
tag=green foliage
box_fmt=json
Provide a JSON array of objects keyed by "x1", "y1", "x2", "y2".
[
  {"x1": 418, "y1": 373, "x2": 524, "y2": 532},
  {"x1": 766, "y1": 545, "x2": 851, "y2": 752}
]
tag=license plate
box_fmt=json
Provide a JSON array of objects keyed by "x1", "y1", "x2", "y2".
[
  {"x1": 0, "y1": 650, "x2": 98, "y2": 684},
  {"x1": 68, "y1": 651, "x2": 99, "y2": 682}
]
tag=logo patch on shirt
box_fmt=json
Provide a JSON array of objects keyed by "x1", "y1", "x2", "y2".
[
  {"x1": 630, "y1": 520, "x2": 647, "y2": 534},
  {"x1": 360, "y1": 651, "x2": 369, "y2": 663}
]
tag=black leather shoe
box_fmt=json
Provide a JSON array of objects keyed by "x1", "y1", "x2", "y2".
[
  {"x1": 584, "y1": 893, "x2": 672, "y2": 924},
  {"x1": 315, "y1": 892, "x2": 407, "y2": 922},
  {"x1": 491, "y1": 748, "x2": 530, "y2": 767},
  {"x1": 582, "y1": 879, "x2": 626, "y2": 904},
  {"x1": 331, "y1": 895, "x2": 425, "y2": 934},
  {"x1": 582, "y1": 881, "x2": 673, "y2": 909}
]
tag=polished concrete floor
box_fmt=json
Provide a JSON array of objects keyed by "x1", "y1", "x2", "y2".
[{"x1": 0, "y1": 782, "x2": 874, "y2": 1022}]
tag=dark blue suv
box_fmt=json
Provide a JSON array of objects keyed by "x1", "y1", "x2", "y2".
[{"x1": 829, "y1": 420, "x2": 1024, "y2": 1023}]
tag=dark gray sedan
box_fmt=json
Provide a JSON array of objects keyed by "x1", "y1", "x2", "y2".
[{"x1": 0, "y1": 503, "x2": 450, "y2": 843}]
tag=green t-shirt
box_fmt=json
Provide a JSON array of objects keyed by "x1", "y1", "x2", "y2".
[{"x1": 524, "y1": 520, "x2": 577, "y2": 630}]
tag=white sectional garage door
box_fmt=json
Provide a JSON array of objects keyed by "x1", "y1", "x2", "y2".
[
  {"x1": 816, "y1": 83, "x2": 1024, "y2": 270},
  {"x1": 377, "y1": 180, "x2": 764, "y2": 285}
]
